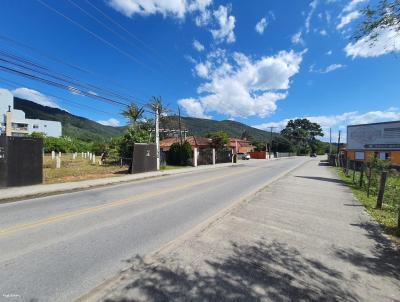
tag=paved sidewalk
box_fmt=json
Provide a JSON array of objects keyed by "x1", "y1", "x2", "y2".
[
  {"x1": 85, "y1": 159, "x2": 400, "y2": 302},
  {"x1": 0, "y1": 162, "x2": 236, "y2": 202}
]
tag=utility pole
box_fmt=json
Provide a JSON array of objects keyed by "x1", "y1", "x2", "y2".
[
  {"x1": 337, "y1": 130, "x2": 341, "y2": 167},
  {"x1": 155, "y1": 104, "x2": 160, "y2": 171},
  {"x1": 178, "y1": 106, "x2": 183, "y2": 145},
  {"x1": 329, "y1": 128, "x2": 332, "y2": 154},
  {"x1": 267, "y1": 126, "x2": 277, "y2": 159}
]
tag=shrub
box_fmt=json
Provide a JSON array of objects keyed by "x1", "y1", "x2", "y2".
[{"x1": 169, "y1": 141, "x2": 192, "y2": 165}]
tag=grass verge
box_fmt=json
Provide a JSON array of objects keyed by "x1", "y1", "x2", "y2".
[{"x1": 334, "y1": 167, "x2": 400, "y2": 242}]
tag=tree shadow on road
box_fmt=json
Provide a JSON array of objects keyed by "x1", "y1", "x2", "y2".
[
  {"x1": 333, "y1": 222, "x2": 400, "y2": 280},
  {"x1": 105, "y1": 240, "x2": 359, "y2": 302}
]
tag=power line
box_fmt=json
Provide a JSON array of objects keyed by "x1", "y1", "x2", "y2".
[
  {"x1": 36, "y1": 0, "x2": 154, "y2": 72},
  {"x1": 0, "y1": 34, "x2": 150, "y2": 101},
  {"x1": 84, "y1": 0, "x2": 170, "y2": 67},
  {"x1": 0, "y1": 49, "x2": 149, "y2": 106},
  {"x1": 0, "y1": 76, "x2": 115, "y2": 116}
]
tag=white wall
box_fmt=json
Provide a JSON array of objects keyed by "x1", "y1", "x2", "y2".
[{"x1": 26, "y1": 119, "x2": 62, "y2": 137}]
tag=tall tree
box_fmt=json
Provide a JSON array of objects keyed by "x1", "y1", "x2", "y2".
[
  {"x1": 281, "y1": 119, "x2": 323, "y2": 154},
  {"x1": 121, "y1": 103, "x2": 144, "y2": 128},
  {"x1": 355, "y1": 0, "x2": 400, "y2": 43},
  {"x1": 207, "y1": 131, "x2": 230, "y2": 150}
]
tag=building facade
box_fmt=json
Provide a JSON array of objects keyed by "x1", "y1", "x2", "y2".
[
  {"x1": 346, "y1": 121, "x2": 400, "y2": 166},
  {"x1": 0, "y1": 89, "x2": 62, "y2": 137}
]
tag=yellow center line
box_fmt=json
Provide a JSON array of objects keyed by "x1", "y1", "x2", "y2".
[{"x1": 0, "y1": 167, "x2": 253, "y2": 237}]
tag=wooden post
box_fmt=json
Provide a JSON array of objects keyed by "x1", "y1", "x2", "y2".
[
  {"x1": 359, "y1": 166, "x2": 364, "y2": 188},
  {"x1": 345, "y1": 159, "x2": 350, "y2": 176},
  {"x1": 376, "y1": 171, "x2": 388, "y2": 209},
  {"x1": 367, "y1": 167, "x2": 372, "y2": 197},
  {"x1": 352, "y1": 161, "x2": 356, "y2": 183},
  {"x1": 51, "y1": 151, "x2": 55, "y2": 160}
]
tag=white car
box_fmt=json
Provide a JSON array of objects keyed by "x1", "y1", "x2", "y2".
[{"x1": 242, "y1": 153, "x2": 251, "y2": 160}]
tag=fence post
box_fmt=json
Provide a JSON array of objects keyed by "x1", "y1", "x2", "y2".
[
  {"x1": 367, "y1": 167, "x2": 372, "y2": 197},
  {"x1": 376, "y1": 171, "x2": 388, "y2": 209},
  {"x1": 56, "y1": 156, "x2": 61, "y2": 169},
  {"x1": 359, "y1": 165, "x2": 364, "y2": 188},
  {"x1": 193, "y1": 148, "x2": 198, "y2": 167},
  {"x1": 352, "y1": 161, "x2": 356, "y2": 183},
  {"x1": 345, "y1": 159, "x2": 350, "y2": 176},
  {"x1": 212, "y1": 148, "x2": 216, "y2": 165}
]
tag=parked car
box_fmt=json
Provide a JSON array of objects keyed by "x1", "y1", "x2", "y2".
[
  {"x1": 242, "y1": 153, "x2": 251, "y2": 160},
  {"x1": 310, "y1": 153, "x2": 317, "y2": 157}
]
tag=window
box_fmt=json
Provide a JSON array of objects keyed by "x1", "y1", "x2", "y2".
[
  {"x1": 355, "y1": 152, "x2": 364, "y2": 160},
  {"x1": 379, "y1": 152, "x2": 390, "y2": 160},
  {"x1": 33, "y1": 125, "x2": 39, "y2": 129}
]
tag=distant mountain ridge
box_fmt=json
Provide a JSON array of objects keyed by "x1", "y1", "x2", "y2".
[{"x1": 14, "y1": 98, "x2": 276, "y2": 142}]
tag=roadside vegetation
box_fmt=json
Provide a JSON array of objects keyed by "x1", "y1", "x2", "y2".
[{"x1": 334, "y1": 158, "x2": 400, "y2": 241}]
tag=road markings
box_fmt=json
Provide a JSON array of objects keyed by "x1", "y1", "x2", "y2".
[{"x1": 0, "y1": 167, "x2": 253, "y2": 237}]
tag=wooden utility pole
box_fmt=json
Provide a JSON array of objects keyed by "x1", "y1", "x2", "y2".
[
  {"x1": 376, "y1": 171, "x2": 388, "y2": 209},
  {"x1": 329, "y1": 128, "x2": 332, "y2": 154}
]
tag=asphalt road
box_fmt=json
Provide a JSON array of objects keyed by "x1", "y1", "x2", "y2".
[{"x1": 0, "y1": 157, "x2": 309, "y2": 302}]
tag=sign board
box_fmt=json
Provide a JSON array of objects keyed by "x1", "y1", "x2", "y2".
[{"x1": 347, "y1": 121, "x2": 400, "y2": 150}]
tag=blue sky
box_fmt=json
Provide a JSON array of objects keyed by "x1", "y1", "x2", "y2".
[{"x1": 0, "y1": 0, "x2": 399, "y2": 141}]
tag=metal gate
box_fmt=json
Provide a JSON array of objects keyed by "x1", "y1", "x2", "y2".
[{"x1": 0, "y1": 136, "x2": 43, "y2": 187}]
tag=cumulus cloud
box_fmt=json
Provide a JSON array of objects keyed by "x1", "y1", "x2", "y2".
[
  {"x1": 97, "y1": 118, "x2": 121, "y2": 127},
  {"x1": 253, "y1": 108, "x2": 400, "y2": 141},
  {"x1": 179, "y1": 48, "x2": 306, "y2": 119},
  {"x1": 178, "y1": 98, "x2": 211, "y2": 119},
  {"x1": 255, "y1": 17, "x2": 267, "y2": 34},
  {"x1": 12, "y1": 87, "x2": 62, "y2": 109},
  {"x1": 345, "y1": 27, "x2": 400, "y2": 58},
  {"x1": 193, "y1": 39, "x2": 205, "y2": 51},
  {"x1": 107, "y1": 0, "x2": 212, "y2": 18},
  {"x1": 210, "y1": 5, "x2": 236, "y2": 43}
]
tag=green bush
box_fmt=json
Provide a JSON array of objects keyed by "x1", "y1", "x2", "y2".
[{"x1": 169, "y1": 141, "x2": 192, "y2": 165}]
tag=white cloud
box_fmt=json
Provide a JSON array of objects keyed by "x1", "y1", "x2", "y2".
[
  {"x1": 179, "y1": 49, "x2": 306, "y2": 119},
  {"x1": 309, "y1": 63, "x2": 345, "y2": 73},
  {"x1": 255, "y1": 17, "x2": 267, "y2": 34},
  {"x1": 291, "y1": 31, "x2": 304, "y2": 45},
  {"x1": 345, "y1": 27, "x2": 400, "y2": 58},
  {"x1": 210, "y1": 5, "x2": 236, "y2": 43},
  {"x1": 12, "y1": 87, "x2": 61, "y2": 109},
  {"x1": 326, "y1": 50, "x2": 333, "y2": 55},
  {"x1": 97, "y1": 118, "x2": 121, "y2": 127},
  {"x1": 107, "y1": 0, "x2": 212, "y2": 18},
  {"x1": 193, "y1": 39, "x2": 205, "y2": 51},
  {"x1": 319, "y1": 29, "x2": 327, "y2": 36},
  {"x1": 337, "y1": 10, "x2": 361, "y2": 29},
  {"x1": 194, "y1": 62, "x2": 210, "y2": 78},
  {"x1": 178, "y1": 98, "x2": 211, "y2": 119},
  {"x1": 253, "y1": 108, "x2": 400, "y2": 141},
  {"x1": 324, "y1": 63, "x2": 345, "y2": 73},
  {"x1": 343, "y1": 0, "x2": 367, "y2": 13},
  {"x1": 305, "y1": 0, "x2": 318, "y2": 33}
]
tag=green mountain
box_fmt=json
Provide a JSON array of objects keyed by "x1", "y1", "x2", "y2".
[
  {"x1": 14, "y1": 98, "x2": 277, "y2": 142},
  {"x1": 14, "y1": 98, "x2": 125, "y2": 141},
  {"x1": 161, "y1": 116, "x2": 277, "y2": 142}
]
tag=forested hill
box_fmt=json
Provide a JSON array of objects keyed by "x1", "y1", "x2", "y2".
[{"x1": 14, "y1": 98, "x2": 277, "y2": 142}]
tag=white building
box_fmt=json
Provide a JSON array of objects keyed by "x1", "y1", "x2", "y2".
[{"x1": 0, "y1": 89, "x2": 62, "y2": 137}]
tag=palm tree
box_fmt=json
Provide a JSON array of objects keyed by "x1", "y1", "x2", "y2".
[{"x1": 121, "y1": 103, "x2": 145, "y2": 128}]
